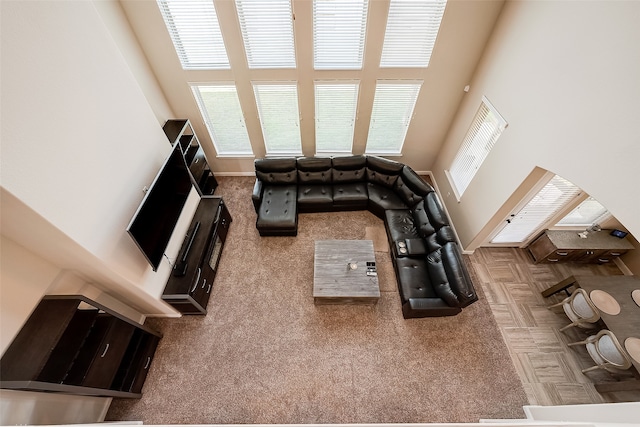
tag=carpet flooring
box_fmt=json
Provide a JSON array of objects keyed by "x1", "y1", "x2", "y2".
[{"x1": 106, "y1": 176, "x2": 528, "y2": 424}]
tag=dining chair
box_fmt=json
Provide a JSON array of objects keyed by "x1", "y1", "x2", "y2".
[
  {"x1": 568, "y1": 329, "x2": 633, "y2": 373},
  {"x1": 547, "y1": 288, "x2": 600, "y2": 332}
]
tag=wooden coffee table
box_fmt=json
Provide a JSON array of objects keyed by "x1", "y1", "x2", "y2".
[{"x1": 313, "y1": 240, "x2": 380, "y2": 305}]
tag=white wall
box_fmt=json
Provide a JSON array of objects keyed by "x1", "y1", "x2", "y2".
[
  {"x1": 0, "y1": 0, "x2": 185, "y2": 309},
  {"x1": 0, "y1": 1, "x2": 183, "y2": 421},
  {"x1": 433, "y1": 0, "x2": 640, "y2": 249}
]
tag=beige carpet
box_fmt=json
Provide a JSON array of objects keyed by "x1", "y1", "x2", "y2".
[
  {"x1": 106, "y1": 176, "x2": 528, "y2": 424},
  {"x1": 365, "y1": 225, "x2": 390, "y2": 253}
]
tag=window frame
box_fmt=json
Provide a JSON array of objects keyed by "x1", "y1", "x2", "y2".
[
  {"x1": 190, "y1": 83, "x2": 254, "y2": 157},
  {"x1": 380, "y1": 0, "x2": 447, "y2": 68},
  {"x1": 252, "y1": 82, "x2": 303, "y2": 157},
  {"x1": 365, "y1": 80, "x2": 423, "y2": 155},
  {"x1": 235, "y1": 0, "x2": 296, "y2": 69},
  {"x1": 157, "y1": 0, "x2": 230, "y2": 70},
  {"x1": 446, "y1": 96, "x2": 507, "y2": 200},
  {"x1": 313, "y1": 0, "x2": 369, "y2": 70},
  {"x1": 314, "y1": 81, "x2": 360, "y2": 155}
]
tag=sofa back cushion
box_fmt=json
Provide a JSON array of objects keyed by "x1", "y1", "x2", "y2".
[
  {"x1": 332, "y1": 155, "x2": 366, "y2": 183},
  {"x1": 394, "y1": 166, "x2": 434, "y2": 207},
  {"x1": 366, "y1": 156, "x2": 403, "y2": 188},
  {"x1": 425, "y1": 242, "x2": 476, "y2": 307},
  {"x1": 425, "y1": 191, "x2": 450, "y2": 228},
  {"x1": 297, "y1": 157, "x2": 332, "y2": 184},
  {"x1": 411, "y1": 200, "x2": 435, "y2": 238},
  {"x1": 255, "y1": 158, "x2": 298, "y2": 184}
]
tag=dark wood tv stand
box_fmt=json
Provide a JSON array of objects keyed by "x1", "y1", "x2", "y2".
[{"x1": 163, "y1": 196, "x2": 231, "y2": 314}]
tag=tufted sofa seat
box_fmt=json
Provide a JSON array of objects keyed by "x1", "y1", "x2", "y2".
[{"x1": 252, "y1": 155, "x2": 478, "y2": 318}]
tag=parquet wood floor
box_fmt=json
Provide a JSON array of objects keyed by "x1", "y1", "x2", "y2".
[{"x1": 468, "y1": 247, "x2": 640, "y2": 405}]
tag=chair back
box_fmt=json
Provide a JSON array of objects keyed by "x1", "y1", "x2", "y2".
[
  {"x1": 569, "y1": 288, "x2": 600, "y2": 323},
  {"x1": 595, "y1": 330, "x2": 633, "y2": 370}
]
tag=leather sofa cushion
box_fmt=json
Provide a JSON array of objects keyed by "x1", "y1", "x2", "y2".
[
  {"x1": 256, "y1": 185, "x2": 297, "y2": 229},
  {"x1": 384, "y1": 209, "x2": 419, "y2": 242},
  {"x1": 368, "y1": 183, "x2": 407, "y2": 217},
  {"x1": 297, "y1": 185, "x2": 333, "y2": 207},
  {"x1": 393, "y1": 166, "x2": 434, "y2": 207},
  {"x1": 395, "y1": 257, "x2": 437, "y2": 302},
  {"x1": 441, "y1": 242, "x2": 477, "y2": 307},
  {"x1": 400, "y1": 166, "x2": 434, "y2": 195},
  {"x1": 297, "y1": 157, "x2": 332, "y2": 184},
  {"x1": 411, "y1": 200, "x2": 436, "y2": 238},
  {"x1": 333, "y1": 182, "x2": 368, "y2": 206},
  {"x1": 366, "y1": 156, "x2": 403, "y2": 189},
  {"x1": 255, "y1": 158, "x2": 298, "y2": 184},
  {"x1": 420, "y1": 225, "x2": 459, "y2": 253},
  {"x1": 425, "y1": 191, "x2": 450, "y2": 228},
  {"x1": 426, "y1": 242, "x2": 477, "y2": 307},
  {"x1": 426, "y1": 248, "x2": 461, "y2": 307},
  {"x1": 332, "y1": 155, "x2": 366, "y2": 183}
]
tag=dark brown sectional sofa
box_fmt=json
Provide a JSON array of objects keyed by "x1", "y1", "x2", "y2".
[{"x1": 251, "y1": 155, "x2": 478, "y2": 318}]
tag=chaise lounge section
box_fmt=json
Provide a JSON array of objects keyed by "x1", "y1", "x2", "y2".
[{"x1": 251, "y1": 155, "x2": 478, "y2": 318}]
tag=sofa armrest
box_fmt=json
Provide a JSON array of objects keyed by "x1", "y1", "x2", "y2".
[
  {"x1": 402, "y1": 298, "x2": 462, "y2": 318},
  {"x1": 252, "y1": 178, "x2": 263, "y2": 213}
]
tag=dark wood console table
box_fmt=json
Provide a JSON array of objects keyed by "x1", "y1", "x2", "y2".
[
  {"x1": 163, "y1": 196, "x2": 231, "y2": 314},
  {"x1": 527, "y1": 229, "x2": 633, "y2": 264}
]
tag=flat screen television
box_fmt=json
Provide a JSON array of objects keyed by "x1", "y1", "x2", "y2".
[{"x1": 126, "y1": 143, "x2": 192, "y2": 271}]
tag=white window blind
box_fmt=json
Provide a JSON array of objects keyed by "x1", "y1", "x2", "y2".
[
  {"x1": 365, "y1": 81, "x2": 422, "y2": 154},
  {"x1": 315, "y1": 82, "x2": 359, "y2": 153},
  {"x1": 253, "y1": 83, "x2": 302, "y2": 155},
  {"x1": 236, "y1": 0, "x2": 296, "y2": 68},
  {"x1": 491, "y1": 175, "x2": 581, "y2": 244},
  {"x1": 380, "y1": 0, "x2": 447, "y2": 67},
  {"x1": 556, "y1": 197, "x2": 611, "y2": 227},
  {"x1": 157, "y1": 0, "x2": 230, "y2": 70},
  {"x1": 191, "y1": 84, "x2": 253, "y2": 156},
  {"x1": 313, "y1": 0, "x2": 369, "y2": 70},
  {"x1": 448, "y1": 97, "x2": 507, "y2": 197}
]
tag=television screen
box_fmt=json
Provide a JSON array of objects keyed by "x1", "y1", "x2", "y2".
[{"x1": 126, "y1": 143, "x2": 192, "y2": 271}]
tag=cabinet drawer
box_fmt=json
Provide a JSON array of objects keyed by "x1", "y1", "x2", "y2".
[
  {"x1": 543, "y1": 249, "x2": 575, "y2": 263},
  {"x1": 65, "y1": 315, "x2": 136, "y2": 389},
  {"x1": 112, "y1": 330, "x2": 160, "y2": 394}
]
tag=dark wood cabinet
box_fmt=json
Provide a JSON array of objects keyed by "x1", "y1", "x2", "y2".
[
  {"x1": 162, "y1": 119, "x2": 217, "y2": 196},
  {"x1": 0, "y1": 296, "x2": 161, "y2": 398},
  {"x1": 527, "y1": 229, "x2": 634, "y2": 264},
  {"x1": 163, "y1": 196, "x2": 231, "y2": 314}
]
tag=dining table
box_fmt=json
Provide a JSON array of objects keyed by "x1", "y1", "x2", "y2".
[{"x1": 541, "y1": 275, "x2": 640, "y2": 393}]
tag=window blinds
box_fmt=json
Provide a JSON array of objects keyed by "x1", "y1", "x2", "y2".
[
  {"x1": 380, "y1": 0, "x2": 447, "y2": 67},
  {"x1": 556, "y1": 197, "x2": 611, "y2": 227},
  {"x1": 313, "y1": 0, "x2": 369, "y2": 70},
  {"x1": 236, "y1": 0, "x2": 296, "y2": 68},
  {"x1": 191, "y1": 84, "x2": 253, "y2": 155},
  {"x1": 253, "y1": 83, "x2": 302, "y2": 155},
  {"x1": 366, "y1": 81, "x2": 422, "y2": 154},
  {"x1": 314, "y1": 82, "x2": 360, "y2": 153},
  {"x1": 491, "y1": 175, "x2": 581, "y2": 244},
  {"x1": 449, "y1": 97, "x2": 507, "y2": 196},
  {"x1": 157, "y1": 0, "x2": 229, "y2": 70}
]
